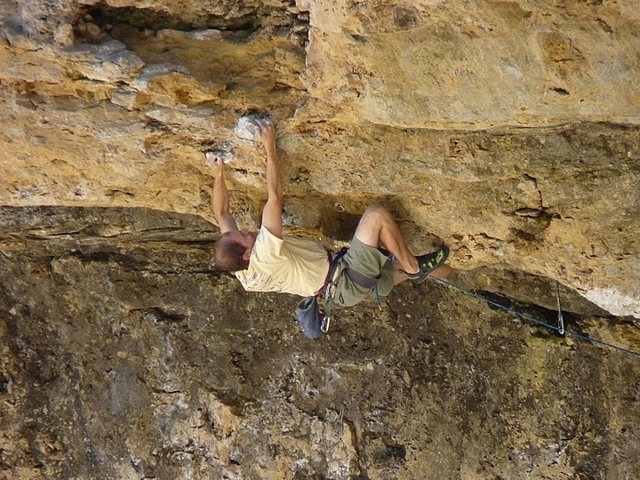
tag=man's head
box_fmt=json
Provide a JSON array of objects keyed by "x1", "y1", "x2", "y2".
[{"x1": 214, "y1": 229, "x2": 257, "y2": 272}]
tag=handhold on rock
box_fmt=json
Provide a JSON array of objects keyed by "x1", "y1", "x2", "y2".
[
  {"x1": 205, "y1": 149, "x2": 234, "y2": 164},
  {"x1": 234, "y1": 113, "x2": 272, "y2": 141}
]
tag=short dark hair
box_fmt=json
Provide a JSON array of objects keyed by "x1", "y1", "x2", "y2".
[{"x1": 214, "y1": 233, "x2": 249, "y2": 272}]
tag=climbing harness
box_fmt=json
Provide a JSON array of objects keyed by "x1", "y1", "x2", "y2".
[
  {"x1": 296, "y1": 249, "x2": 348, "y2": 339},
  {"x1": 344, "y1": 267, "x2": 381, "y2": 307},
  {"x1": 428, "y1": 276, "x2": 640, "y2": 359},
  {"x1": 322, "y1": 251, "x2": 382, "y2": 333},
  {"x1": 320, "y1": 248, "x2": 349, "y2": 333}
]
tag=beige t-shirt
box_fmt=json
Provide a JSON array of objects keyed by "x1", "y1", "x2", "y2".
[{"x1": 235, "y1": 226, "x2": 330, "y2": 297}]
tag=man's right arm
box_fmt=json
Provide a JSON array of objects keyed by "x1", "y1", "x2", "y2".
[{"x1": 207, "y1": 152, "x2": 238, "y2": 234}]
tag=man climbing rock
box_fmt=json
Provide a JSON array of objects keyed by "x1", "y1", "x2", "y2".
[{"x1": 206, "y1": 118, "x2": 452, "y2": 337}]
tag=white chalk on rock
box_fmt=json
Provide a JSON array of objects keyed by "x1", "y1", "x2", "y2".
[
  {"x1": 205, "y1": 149, "x2": 234, "y2": 164},
  {"x1": 234, "y1": 113, "x2": 272, "y2": 141}
]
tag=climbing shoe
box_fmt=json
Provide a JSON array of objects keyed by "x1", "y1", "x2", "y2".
[{"x1": 407, "y1": 246, "x2": 449, "y2": 284}]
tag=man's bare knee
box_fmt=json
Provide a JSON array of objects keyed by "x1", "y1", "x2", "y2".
[
  {"x1": 362, "y1": 204, "x2": 391, "y2": 222},
  {"x1": 354, "y1": 204, "x2": 388, "y2": 246}
]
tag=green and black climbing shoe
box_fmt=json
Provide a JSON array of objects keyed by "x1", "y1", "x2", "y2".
[{"x1": 407, "y1": 246, "x2": 449, "y2": 284}]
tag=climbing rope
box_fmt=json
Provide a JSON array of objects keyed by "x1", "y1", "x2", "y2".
[
  {"x1": 428, "y1": 276, "x2": 640, "y2": 359},
  {"x1": 555, "y1": 281, "x2": 565, "y2": 335}
]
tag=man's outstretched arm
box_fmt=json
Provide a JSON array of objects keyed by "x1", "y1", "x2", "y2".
[
  {"x1": 206, "y1": 152, "x2": 238, "y2": 234},
  {"x1": 257, "y1": 119, "x2": 283, "y2": 238}
]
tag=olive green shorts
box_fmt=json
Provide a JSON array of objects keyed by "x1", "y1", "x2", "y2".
[{"x1": 333, "y1": 237, "x2": 396, "y2": 307}]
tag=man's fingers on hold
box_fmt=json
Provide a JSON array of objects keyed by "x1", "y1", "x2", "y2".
[{"x1": 205, "y1": 151, "x2": 224, "y2": 165}]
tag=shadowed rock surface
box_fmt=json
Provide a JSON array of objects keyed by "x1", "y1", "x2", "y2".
[
  {"x1": 1, "y1": 207, "x2": 639, "y2": 479},
  {"x1": 1, "y1": 0, "x2": 640, "y2": 478}
]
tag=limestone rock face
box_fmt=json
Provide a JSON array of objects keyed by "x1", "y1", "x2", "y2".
[
  {"x1": 1, "y1": 1, "x2": 640, "y2": 478},
  {"x1": 1, "y1": 0, "x2": 639, "y2": 318}
]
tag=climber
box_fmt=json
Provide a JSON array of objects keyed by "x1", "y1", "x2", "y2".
[{"x1": 206, "y1": 117, "x2": 453, "y2": 337}]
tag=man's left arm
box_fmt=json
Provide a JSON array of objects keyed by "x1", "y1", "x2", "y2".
[{"x1": 257, "y1": 119, "x2": 283, "y2": 239}]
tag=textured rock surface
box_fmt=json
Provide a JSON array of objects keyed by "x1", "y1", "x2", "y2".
[
  {"x1": 1, "y1": 0, "x2": 640, "y2": 478},
  {"x1": 1, "y1": 0, "x2": 639, "y2": 317},
  {"x1": 1, "y1": 207, "x2": 639, "y2": 479}
]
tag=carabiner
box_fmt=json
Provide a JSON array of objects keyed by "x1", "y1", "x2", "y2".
[{"x1": 321, "y1": 315, "x2": 331, "y2": 333}]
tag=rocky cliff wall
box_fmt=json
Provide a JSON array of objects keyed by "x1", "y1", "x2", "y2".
[
  {"x1": 1, "y1": 206, "x2": 639, "y2": 479},
  {"x1": 1, "y1": 0, "x2": 639, "y2": 317},
  {"x1": 1, "y1": 1, "x2": 640, "y2": 479}
]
